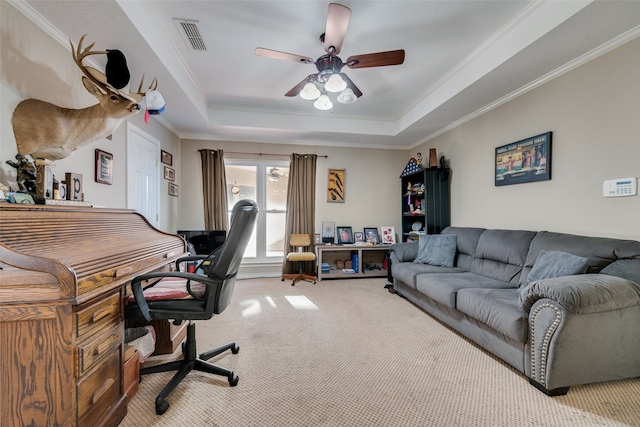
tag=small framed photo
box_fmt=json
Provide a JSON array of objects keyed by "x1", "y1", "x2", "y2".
[
  {"x1": 363, "y1": 228, "x2": 379, "y2": 244},
  {"x1": 353, "y1": 232, "x2": 365, "y2": 243},
  {"x1": 337, "y1": 226, "x2": 353, "y2": 244},
  {"x1": 164, "y1": 166, "x2": 175, "y2": 181},
  {"x1": 168, "y1": 182, "x2": 179, "y2": 197},
  {"x1": 161, "y1": 150, "x2": 173, "y2": 166},
  {"x1": 95, "y1": 149, "x2": 113, "y2": 185},
  {"x1": 381, "y1": 226, "x2": 396, "y2": 244}
]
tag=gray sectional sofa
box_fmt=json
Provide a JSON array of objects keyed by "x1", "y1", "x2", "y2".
[{"x1": 389, "y1": 226, "x2": 640, "y2": 395}]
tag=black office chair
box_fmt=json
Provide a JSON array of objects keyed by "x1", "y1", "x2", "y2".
[{"x1": 125, "y1": 199, "x2": 258, "y2": 415}]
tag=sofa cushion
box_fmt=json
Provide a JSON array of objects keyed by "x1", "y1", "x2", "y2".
[
  {"x1": 600, "y1": 258, "x2": 640, "y2": 285},
  {"x1": 519, "y1": 231, "x2": 640, "y2": 286},
  {"x1": 442, "y1": 227, "x2": 485, "y2": 271},
  {"x1": 524, "y1": 250, "x2": 589, "y2": 286},
  {"x1": 391, "y1": 262, "x2": 464, "y2": 289},
  {"x1": 470, "y1": 229, "x2": 537, "y2": 284},
  {"x1": 457, "y1": 288, "x2": 529, "y2": 343},
  {"x1": 415, "y1": 272, "x2": 515, "y2": 309},
  {"x1": 389, "y1": 240, "x2": 418, "y2": 262},
  {"x1": 414, "y1": 234, "x2": 457, "y2": 267}
]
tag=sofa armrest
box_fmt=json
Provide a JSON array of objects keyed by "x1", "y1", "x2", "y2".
[
  {"x1": 389, "y1": 241, "x2": 419, "y2": 263},
  {"x1": 518, "y1": 274, "x2": 640, "y2": 314}
]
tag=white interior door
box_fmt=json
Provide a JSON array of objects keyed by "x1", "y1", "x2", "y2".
[{"x1": 126, "y1": 123, "x2": 159, "y2": 227}]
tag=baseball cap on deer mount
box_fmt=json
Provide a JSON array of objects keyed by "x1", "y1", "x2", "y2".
[
  {"x1": 86, "y1": 66, "x2": 143, "y2": 104},
  {"x1": 143, "y1": 89, "x2": 165, "y2": 123}
]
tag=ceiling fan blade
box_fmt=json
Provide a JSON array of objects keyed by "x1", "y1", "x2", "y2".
[
  {"x1": 255, "y1": 48, "x2": 314, "y2": 64},
  {"x1": 346, "y1": 49, "x2": 405, "y2": 69},
  {"x1": 285, "y1": 75, "x2": 317, "y2": 97},
  {"x1": 340, "y1": 73, "x2": 362, "y2": 98},
  {"x1": 324, "y1": 3, "x2": 351, "y2": 55}
]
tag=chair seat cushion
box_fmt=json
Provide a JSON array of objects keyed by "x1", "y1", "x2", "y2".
[
  {"x1": 126, "y1": 277, "x2": 206, "y2": 302},
  {"x1": 287, "y1": 252, "x2": 316, "y2": 261}
]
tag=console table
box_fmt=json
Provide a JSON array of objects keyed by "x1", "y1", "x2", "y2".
[{"x1": 315, "y1": 244, "x2": 388, "y2": 281}]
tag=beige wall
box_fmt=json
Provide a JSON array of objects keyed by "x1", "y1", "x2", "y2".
[
  {"x1": 418, "y1": 36, "x2": 640, "y2": 240},
  {"x1": 179, "y1": 139, "x2": 408, "y2": 237},
  {"x1": 3, "y1": 0, "x2": 638, "y2": 242},
  {"x1": 1, "y1": 2, "x2": 181, "y2": 232}
]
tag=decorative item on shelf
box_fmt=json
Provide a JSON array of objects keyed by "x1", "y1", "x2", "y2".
[
  {"x1": 337, "y1": 226, "x2": 353, "y2": 244},
  {"x1": 36, "y1": 163, "x2": 53, "y2": 199},
  {"x1": 6, "y1": 154, "x2": 36, "y2": 195},
  {"x1": 363, "y1": 228, "x2": 379, "y2": 244},
  {"x1": 429, "y1": 148, "x2": 438, "y2": 168},
  {"x1": 95, "y1": 149, "x2": 113, "y2": 185},
  {"x1": 327, "y1": 169, "x2": 345, "y2": 202},
  {"x1": 353, "y1": 232, "x2": 365, "y2": 244},
  {"x1": 65, "y1": 173, "x2": 83, "y2": 201},
  {"x1": 381, "y1": 226, "x2": 395, "y2": 244},
  {"x1": 400, "y1": 157, "x2": 423, "y2": 177},
  {"x1": 321, "y1": 221, "x2": 335, "y2": 244}
]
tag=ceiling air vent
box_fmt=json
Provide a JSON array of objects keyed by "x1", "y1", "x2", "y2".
[{"x1": 175, "y1": 18, "x2": 207, "y2": 51}]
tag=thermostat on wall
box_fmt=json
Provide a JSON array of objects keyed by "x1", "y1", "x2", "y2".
[{"x1": 603, "y1": 178, "x2": 637, "y2": 197}]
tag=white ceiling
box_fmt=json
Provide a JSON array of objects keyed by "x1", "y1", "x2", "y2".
[{"x1": 17, "y1": 0, "x2": 640, "y2": 149}]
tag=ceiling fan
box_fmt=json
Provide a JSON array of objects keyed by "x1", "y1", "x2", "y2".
[{"x1": 254, "y1": 3, "x2": 405, "y2": 109}]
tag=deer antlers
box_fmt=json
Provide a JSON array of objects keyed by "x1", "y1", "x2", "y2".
[{"x1": 70, "y1": 34, "x2": 157, "y2": 104}]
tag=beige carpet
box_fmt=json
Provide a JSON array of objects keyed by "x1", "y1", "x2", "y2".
[{"x1": 121, "y1": 277, "x2": 640, "y2": 427}]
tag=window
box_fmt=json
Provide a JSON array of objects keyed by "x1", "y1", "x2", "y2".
[{"x1": 225, "y1": 160, "x2": 289, "y2": 261}]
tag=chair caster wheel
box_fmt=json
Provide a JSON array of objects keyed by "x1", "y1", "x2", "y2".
[
  {"x1": 156, "y1": 400, "x2": 170, "y2": 415},
  {"x1": 229, "y1": 373, "x2": 239, "y2": 386},
  {"x1": 231, "y1": 345, "x2": 240, "y2": 354}
]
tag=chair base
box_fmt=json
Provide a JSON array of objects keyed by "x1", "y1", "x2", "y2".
[
  {"x1": 140, "y1": 321, "x2": 239, "y2": 415},
  {"x1": 282, "y1": 273, "x2": 316, "y2": 286}
]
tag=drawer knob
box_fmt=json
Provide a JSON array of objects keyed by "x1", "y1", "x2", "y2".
[
  {"x1": 94, "y1": 334, "x2": 119, "y2": 355},
  {"x1": 114, "y1": 266, "x2": 134, "y2": 277},
  {"x1": 90, "y1": 307, "x2": 113, "y2": 323}
]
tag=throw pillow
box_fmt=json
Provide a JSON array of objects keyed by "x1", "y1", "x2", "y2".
[
  {"x1": 413, "y1": 234, "x2": 457, "y2": 268},
  {"x1": 525, "y1": 250, "x2": 589, "y2": 286}
]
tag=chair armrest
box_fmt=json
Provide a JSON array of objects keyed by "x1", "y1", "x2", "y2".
[{"x1": 518, "y1": 274, "x2": 640, "y2": 314}]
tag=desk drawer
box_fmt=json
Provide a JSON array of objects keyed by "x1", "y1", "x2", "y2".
[
  {"x1": 77, "y1": 348, "x2": 121, "y2": 426},
  {"x1": 76, "y1": 292, "x2": 121, "y2": 340},
  {"x1": 77, "y1": 323, "x2": 123, "y2": 376}
]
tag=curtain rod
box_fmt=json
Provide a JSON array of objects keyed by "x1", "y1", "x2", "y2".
[{"x1": 199, "y1": 149, "x2": 327, "y2": 158}]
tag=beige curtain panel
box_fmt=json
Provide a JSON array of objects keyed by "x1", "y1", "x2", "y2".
[
  {"x1": 282, "y1": 153, "x2": 317, "y2": 274},
  {"x1": 199, "y1": 149, "x2": 229, "y2": 231}
]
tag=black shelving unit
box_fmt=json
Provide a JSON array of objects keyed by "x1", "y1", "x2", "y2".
[{"x1": 401, "y1": 168, "x2": 450, "y2": 241}]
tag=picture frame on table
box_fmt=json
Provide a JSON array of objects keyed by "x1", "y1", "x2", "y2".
[
  {"x1": 337, "y1": 226, "x2": 353, "y2": 244},
  {"x1": 161, "y1": 150, "x2": 173, "y2": 166},
  {"x1": 495, "y1": 131, "x2": 551, "y2": 186},
  {"x1": 353, "y1": 232, "x2": 365, "y2": 243},
  {"x1": 363, "y1": 228, "x2": 379, "y2": 244},
  {"x1": 381, "y1": 226, "x2": 396, "y2": 244},
  {"x1": 164, "y1": 166, "x2": 175, "y2": 181},
  {"x1": 168, "y1": 182, "x2": 179, "y2": 197},
  {"x1": 95, "y1": 149, "x2": 113, "y2": 185}
]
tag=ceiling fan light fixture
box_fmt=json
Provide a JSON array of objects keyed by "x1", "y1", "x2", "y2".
[
  {"x1": 314, "y1": 94, "x2": 333, "y2": 110},
  {"x1": 337, "y1": 88, "x2": 357, "y2": 104},
  {"x1": 324, "y1": 73, "x2": 347, "y2": 92},
  {"x1": 300, "y1": 82, "x2": 321, "y2": 100}
]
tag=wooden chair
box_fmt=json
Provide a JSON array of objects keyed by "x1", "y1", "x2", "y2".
[{"x1": 282, "y1": 234, "x2": 317, "y2": 286}]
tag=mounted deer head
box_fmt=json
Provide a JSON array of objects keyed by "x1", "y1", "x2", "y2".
[{"x1": 11, "y1": 35, "x2": 156, "y2": 161}]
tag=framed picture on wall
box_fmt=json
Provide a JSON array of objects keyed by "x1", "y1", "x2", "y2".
[
  {"x1": 495, "y1": 132, "x2": 552, "y2": 186},
  {"x1": 164, "y1": 166, "x2": 175, "y2": 181},
  {"x1": 161, "y1": 150, "x2": 173, "y2": 166},
  {"x1": 168, "y1": 182, "x2": 179, "y2": 197},
  {"x1": 95, "y1": 149, "x2": 113, "y2": 185},
  {"x1": 327, "y1": 169, "x2": 345, "y2": 202}
]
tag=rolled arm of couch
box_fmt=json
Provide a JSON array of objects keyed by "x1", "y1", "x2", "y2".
[
  {"x1": 388, "y1": 241, "x2": 419, "y2": 263},
  {"x1": 518, "y1": 274, "x2": 640, "y2": 314}
]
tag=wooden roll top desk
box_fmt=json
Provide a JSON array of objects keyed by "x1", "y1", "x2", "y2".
[{"x1": 0, "y1": 205, "x2": 187, "y2": 427}]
